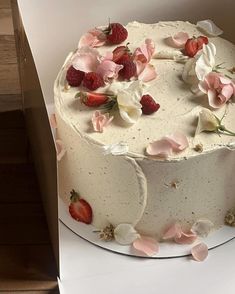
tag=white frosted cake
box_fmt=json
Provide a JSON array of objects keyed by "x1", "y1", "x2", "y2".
[{"x1": 54, "y1": 20, "x2": 235, "y2": 258}]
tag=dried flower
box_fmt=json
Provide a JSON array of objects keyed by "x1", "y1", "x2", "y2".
[
  {"x1": 225, "y1": 210, "x2": 235, "y2": 226},
  {"x1": 99, "y1": 224, "x2": 114, "y2": 241}
]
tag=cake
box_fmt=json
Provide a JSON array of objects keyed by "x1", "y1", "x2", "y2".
[{"x1": 54, "y1": 20, "x2": 235, "y2": 258}]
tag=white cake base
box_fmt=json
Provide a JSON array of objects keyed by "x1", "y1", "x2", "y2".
[{"x1": 59, "y1": 198, "x2": 235, "y2": 258}]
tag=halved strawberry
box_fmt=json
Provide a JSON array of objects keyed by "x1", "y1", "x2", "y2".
[
  {"x1": 184, "y1": 36, "x2": 209, "y2": 57},
  {"x1": 69, "y1": 189, "x2": 92, "y2": 224},
  {"x1": 112, "y1": 45, "x2": 131, "y2": 63},
  {"x1": 79, "y1": 92, "x2": 110, "y2": 107}
]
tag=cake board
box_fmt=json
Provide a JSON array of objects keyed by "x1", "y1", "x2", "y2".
[{"x1": 17, "y1": 0, "x2": 235, "y2": 293}]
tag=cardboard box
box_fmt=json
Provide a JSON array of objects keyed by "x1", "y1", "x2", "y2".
[{"x1": 15, "y1": 0, "x2": 235, "y2": 293}]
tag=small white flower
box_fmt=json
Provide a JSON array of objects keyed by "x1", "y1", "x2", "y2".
[
  {"x1": 182, "y1": 43, "x2": 216, "y2": 86},
  {"x1": 102, "y1": 142, "x2": 129, "y2": 155},
  {"x1": 195, "y1": 108, "x2": 219, "y2": 135},
  {"x1": 116, "y1": 81, "x2": 143, "y2": 124},
  {"x1": 114, "y1": 223, "x2": 140, "y2": 245}
]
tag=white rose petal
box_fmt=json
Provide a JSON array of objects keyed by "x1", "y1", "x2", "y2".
[
  {"x1": 114, "y1": 224, "x2": 140, "y2": 245},
  {"x1": 116, "y1": 83, "x2": 143, "y2": 124},
  {"x1": 195, "y1": 108, "x2": 219, "y2": 135},
  {"x1": 195, "y1": 43, "x2": 216, "y2": 81},
  {"x1": 197, "y1": 20, "x2": 223, "y2": 37},
  {"x1": 182, "y1": 43, "x2": 216, "y2": 88},
  {"x1": 191, "y1": 219, "x2": 214, "y2": 237},
  {"x1": 102, "y1": 142, "x2": 129, "y2": 155}
]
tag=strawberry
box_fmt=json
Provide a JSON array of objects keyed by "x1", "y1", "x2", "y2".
[
  {"x1": 184, "y1": 36, "x2": 209, "y2": 57},
  {"x1": 79, "y1": 92, "x2": 109, "y2": 107},
  {"x1": 66, "y1": 66, "x2": 85, "y2": 87},
  {"x1": 118, "y1": 60, "x2": 137, "y2": 80},
  {"x1": 140, "y1": 94, "x2": 160, "y2": 115},
  {"x1": 83, "y1": 72, "x2": 104, "y2": 91},
  {"x1": 112, "y1": 45, "x2": 131, "y2": 63},
  {"x1": 105, "y1": 23, "x2": 128, "y2": 44},
  {"x1": 69, "y1": 189, "x2": 92, "y2": 224}
]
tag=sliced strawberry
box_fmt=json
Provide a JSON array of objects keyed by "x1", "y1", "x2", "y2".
[
  {"x1": 184, "y1": 36, "x2": 209, "y2": 57},
  {"x1": 197, "y1": 36, "x2": 209, "y2": 50},
  {"x1": 69, "y1": 190, "x2": 92, "y2": 224},
  {"x1": 79, "y1": 92, "x2": 109, "y2": 107},
  {"x1": 112, "y1": 45, "x2": 131, "y2": 63}
]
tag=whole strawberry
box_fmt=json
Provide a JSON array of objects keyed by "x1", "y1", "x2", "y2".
[
  {"x1": 66, "y1": 66, "x2": 85, "y2": 87},
  {"x1": 184, "y1": 36, "x2": 209, "y2": 57},
  {"x1": 112, "y1": 45, "x2": 131, "y2": 63},
  {"x1": 105, "y1": 23, "x2": 128, "y2": 44},
  {"x1": 79, "y1": 92, "x2": 110, "y2": 107},
  {"x1": 140, "y1": 94, "x2": 160, "y2": 115},
  {"x1": 83, "y1": 72, "x2": 104, "y2": 91},
  {"x1": 118, "y1": 60, "x2": 137, "y2": 80},
  {"x1": 69, "y1": 189, "x2": 92, "y2": 224}
]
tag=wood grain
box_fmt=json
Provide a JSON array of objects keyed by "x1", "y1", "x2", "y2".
[
  {"x1": 0, "y1": 244, "x2": 58, "y2": 291},
  {"x1": 0, "y1": 64, "x2": 20, "y2": 94},
  {"x1": 0, "y1": 0, "x2": 11, "y2": 9},
  {"x1": 0, "y1": 8, "x2": 14, "y2": 35},
  {"x1": 0, "y1": 35, "x2": 17, "y2": 64}
]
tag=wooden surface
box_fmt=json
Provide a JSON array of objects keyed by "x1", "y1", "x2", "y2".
[
  {"x1": 0, "y1": 110, "x2": 59, "y2": 293},
  {"x1": 0, "y1": 0, "x2": 21, "y2": 110}
]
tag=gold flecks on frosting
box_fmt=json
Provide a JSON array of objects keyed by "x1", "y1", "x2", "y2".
[
  {"x1": 194, "y1": 143, "x2": 203, "y2": 153},
  {"x1": 99, "y1": 224, "x2": 114, "y2": 241},
  {"x1": 224, "y1": 210, "x2": 235, "y2": 226},
  {"x1": 164, "y1": 180, "x2": 180, "y2": 189}
]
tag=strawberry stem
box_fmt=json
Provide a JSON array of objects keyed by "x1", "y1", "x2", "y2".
[{"x1": 70, "y1": 189, "x2": 80, "y2": 202}]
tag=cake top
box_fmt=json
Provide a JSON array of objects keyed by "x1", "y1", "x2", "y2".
[{"x1": 55, "y1": 20, "x2": 235, "y2": 160}]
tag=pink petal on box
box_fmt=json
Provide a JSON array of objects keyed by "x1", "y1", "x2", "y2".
[
  {"x1": 221, "y1": 84, "x2": 234, "y2": 100},
  {"x1": 78, "y1": 29, "x2": 106, "y2": 48},
  {"x1": 133, "y1": 236, "x2": 159, "y2": 256},
  {"x1": 165, "y1": 132, "x2": 189, "y2": 151},
  {"x1": 174, "y1": 231, "x2": 197, "y2": 244},
  {"x1": 55, "y1": 139, "x2": 66, "y2": 161},
  {"x1": 96, "y1": 59, "x2": 123, "y2": 81},
  {"x1": 50, "y1": 113, "x2": 57, "y2": 129},
  {"x1": 162, "y1": 223, "x2": 182, "y2": 240},
  {"x1": 138, "y1": 64, "x2": 157, "y2": 82},
  {"x1": 167, "y1": 32, "x2": 189, "y2": 48},
  {"x1": 146, "y1": 139, "x2": 173, "y2": 157},
  {"x1": 191, "y1": 243, "x2": 208, "y2": 262}
]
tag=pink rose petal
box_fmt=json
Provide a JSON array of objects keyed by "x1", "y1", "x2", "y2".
[
  {"x1": 55, "y1": 139, "x2": 66, "y2": 161},
  {"x1": 174, "y1": 231, "x2": 197, "y2": 244},
  {"x1": 78, "y1": 28, "x2": 106, "y2": 48},
  {"x1": 146, "y1": 139, "x2": 173, "y2": 157},
  {"x1": 71, "y1": 47, "x2": 100, "y2": 73},
  {"x1": 96, "y1": 59, "x2": 123, "y2": 81},
  {"x1": 91, "y1": 110, "x2": 113, "y2": 133},
  {"x1": 162, "y1": 223, "x2": 182, "y2": 240},
  {"x1": 165, "y1": 132, "x2": 189, "y2": 151},
  {"x1": 138, "y1": 63, "x2": 157, "y2": 82},
  {"x1": 167, "y1": 32, "x2": 189, "y2": 48},
  {"x1": 50, "y1": 113, "x2": 57, "y2": 129},
  {"x1": 191, "y1": 242, "x2": 208, "y2": 262},
  {"x1": 133, "y1": 39, "x2": 155, "y2": 64},
  {"x1": 133, "y1": 236, "x2": 159, "y2": 256},
  {"x1": 146, "y1": 132, "x2": 188, "y2": 157}
]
